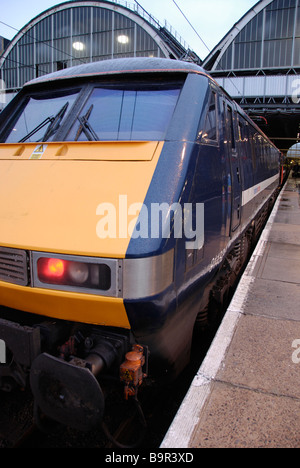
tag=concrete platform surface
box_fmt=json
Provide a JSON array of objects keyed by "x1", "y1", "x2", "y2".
[{"x1": 161, "y1": 176, "x2": 300, "y2": 448}]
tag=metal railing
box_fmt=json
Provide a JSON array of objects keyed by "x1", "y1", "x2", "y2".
[{"x1": 109, "y1": 0, "x2": 190, "y2": 51}]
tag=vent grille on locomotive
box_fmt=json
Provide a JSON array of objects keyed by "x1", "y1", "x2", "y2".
[{"x1": 0, "y1": 247, "x2": 29, "y2": 286}]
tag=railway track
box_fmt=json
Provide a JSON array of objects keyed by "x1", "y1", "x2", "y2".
[
  {"x1": 1, "y1": 396, "x2": 149, "y2": 448},
  {"x1": 0, "y1": 387, "x2": 34, "y2": 448}
]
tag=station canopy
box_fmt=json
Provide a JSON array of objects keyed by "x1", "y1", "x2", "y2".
[{"x1": 203, "y1": 0, "x2": 300, "y2": 156}]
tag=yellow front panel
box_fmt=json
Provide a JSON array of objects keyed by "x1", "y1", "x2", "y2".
[{"x1": 0, "y1": 141, "x2": 164, "y2": 258}]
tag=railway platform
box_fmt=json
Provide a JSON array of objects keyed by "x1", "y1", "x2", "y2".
[{"x1": 161, "y1": 174, "x2": 300, "y2": 448}]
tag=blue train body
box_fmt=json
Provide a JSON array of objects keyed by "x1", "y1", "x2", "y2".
[{"x1": 123, "y1": 61, "x2": 280, "y2": 377}]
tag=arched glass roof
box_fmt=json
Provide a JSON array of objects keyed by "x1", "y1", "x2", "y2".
[
  {"x1": 203, "y1": 0, "x2": 300, "y2": 72},
  {"x1": 287, "y1": 142, "x2": 300, "y2": 158},
  {"x1": 0, "y1": 0, "x2": 196, "y2": 92}
]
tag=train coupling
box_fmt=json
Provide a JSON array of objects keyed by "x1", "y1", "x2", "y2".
[
  {"x1": 29, "y1": 331, "x2": 134, "y2": 432},
  {"x1": 0, "y1": 314, "x2": 149, "y2": 432},
  {"x1": 120, "y1": 344, "x2": 148, "y2": 399}
]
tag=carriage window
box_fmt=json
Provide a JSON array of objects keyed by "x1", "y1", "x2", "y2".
[
  {"x1": 67, "y1": 85, "x2": 181, "y2": 142},
  {"x1": 202, "y1": 90, "x2": 218, "y2": 143}
]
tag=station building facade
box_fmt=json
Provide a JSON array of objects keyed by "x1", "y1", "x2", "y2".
[{"x1": 0, "y1": 0, "x2": 199, "y2": 106}]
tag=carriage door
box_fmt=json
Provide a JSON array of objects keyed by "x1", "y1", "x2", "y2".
[{"x1": 225, "y1": 101, "x2": 241, "y2": 232}]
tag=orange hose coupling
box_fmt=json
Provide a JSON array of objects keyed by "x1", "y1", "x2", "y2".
[{"x1": 120, "y1": 344, "x2": 146, "y2": 399}]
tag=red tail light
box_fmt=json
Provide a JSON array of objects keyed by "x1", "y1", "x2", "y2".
[{"x1": 38, "y1": 257, "x2": 67, "y2": 283}]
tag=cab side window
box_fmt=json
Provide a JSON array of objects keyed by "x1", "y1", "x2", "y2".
[{"x1": 202, "y1": 89, "x2": 219, "y2": 144}]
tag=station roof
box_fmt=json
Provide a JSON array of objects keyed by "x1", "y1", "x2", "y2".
[
  {"x1": 202, "y1": 0, "x2": 300, "y2": 156},
  {"x1": 287, "y1": 142, "x2": 300, "y2": 159},
  {"x1": 203, "y1": 0, "x2": 299, "y2": 73},
  {"x1": 0, "y1": 0, "x2": 201, "y2": 94}
]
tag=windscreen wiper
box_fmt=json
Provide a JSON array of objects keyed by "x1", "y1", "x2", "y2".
[
  {"x1": 75, "y1": 105, "x2": 98, "y2": 141},
  {"x1": 19, "y1": 117, "x2": 53, "y2": 143},
  {"x1": 19, "y1": 102, "x2": 69, "y2": 143},
  {"x1": 42, "y1": 102, "x2": 69, "y2": 141}
]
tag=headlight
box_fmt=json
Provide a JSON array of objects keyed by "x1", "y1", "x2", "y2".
[{"x1": 68, "y1": 261, "x2": 89, "y2": 284}]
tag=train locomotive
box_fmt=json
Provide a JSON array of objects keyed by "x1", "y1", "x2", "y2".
[{"x1": 0, "y1": 58, "x2": 281, "y2": 433}]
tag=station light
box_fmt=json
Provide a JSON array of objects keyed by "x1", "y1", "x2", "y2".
[
  {"x1": 72, "y1": 41, "x2": 85, "y2": 51},
  {"x1": 117, "y1": 35, "x2": 129, "y2": 44}
]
